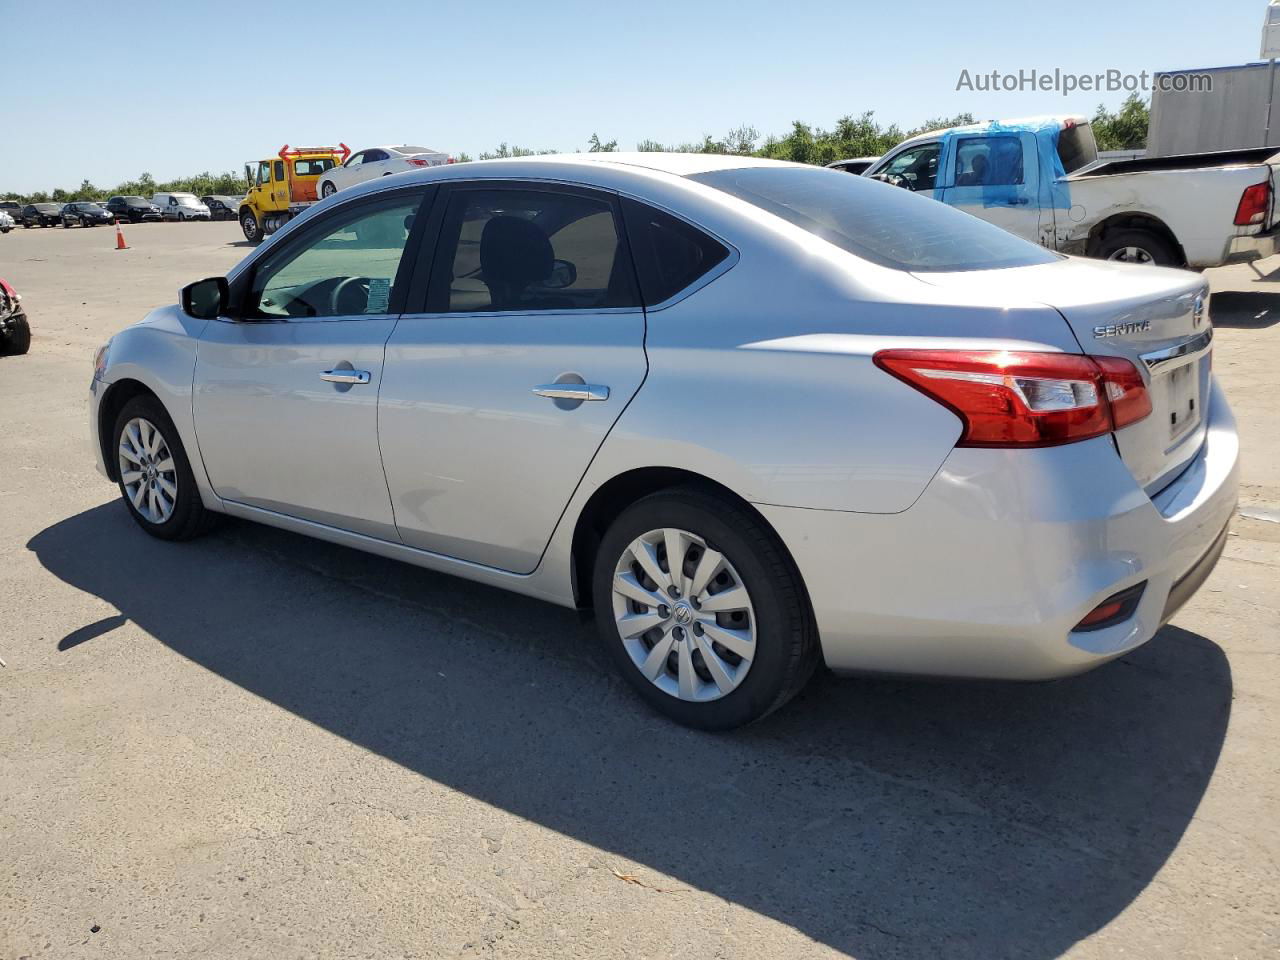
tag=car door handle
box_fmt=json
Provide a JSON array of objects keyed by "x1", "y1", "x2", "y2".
[
  {"x1": 320, "y1": 369, "x2": 371, "y2": 384},
  {"x1": 532, "y1": 383, "x2": 610, "y2": 402}
]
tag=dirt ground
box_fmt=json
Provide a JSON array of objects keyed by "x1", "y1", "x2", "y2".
[{"x1": 1, "y1": 221, "x2": 1277, "y2": 959}]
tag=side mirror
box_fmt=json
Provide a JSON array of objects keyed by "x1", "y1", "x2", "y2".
[
  {"x1": 181, "y1": 276, "x2": 228, "y2": 320},
  {"x1": 545, "y1": 259, "x2": 577, "y2": 289}
]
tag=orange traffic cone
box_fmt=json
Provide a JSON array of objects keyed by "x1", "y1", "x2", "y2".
[{"x1": 114, "y1": 222, "x2": 128, "y2": 250}]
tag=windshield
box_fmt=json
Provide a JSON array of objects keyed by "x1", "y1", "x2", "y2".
[
  {"x1": 690, "y1": 166, "x2": 1060, "y2": 272},
  {"x1": 35, "y1": 204, "x2": 60, "y2": 212},
  {"x1": 174, "y1": 195, "x2": 201, "y2": 205},
  {"x1": 123, "y1": 196, "x2": 147, "y2": 204}
]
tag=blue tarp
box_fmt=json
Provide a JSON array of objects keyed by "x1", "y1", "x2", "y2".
[{"x1": 937, "y1": 119, "x2": 1072, "y2": 210}]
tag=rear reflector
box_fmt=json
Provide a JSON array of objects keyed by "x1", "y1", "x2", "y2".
[
  {"x1": 1235, "y1": 181, "x2": 1271, "y2": 226},
  {"x1": 873, "y1": 349, "x2": 1152, "y2": 447},
  {"x1": 1073, "y1": 582, "x2": 1147, "y2": 632}
]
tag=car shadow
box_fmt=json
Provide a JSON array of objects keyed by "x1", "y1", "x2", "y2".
[
  {"x1": 28, "y1": 504, "x2": 1232, "y2": 958},
  {"x1": 1210, "y1": 291, "x2": 1280, "y2": 328}
]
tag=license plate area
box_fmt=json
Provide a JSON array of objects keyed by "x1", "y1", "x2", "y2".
[{"x1": 1164, "y1": 359, "x2": 1202, "y2": 444}]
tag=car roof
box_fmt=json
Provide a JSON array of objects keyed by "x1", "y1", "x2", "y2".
[{"x1": 890, "y1": 114, "x2": 1088, "y2": 151}]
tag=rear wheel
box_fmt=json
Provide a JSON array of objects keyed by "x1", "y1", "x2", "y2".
[
  {"x1": 592, "y1": 488, "x2": 818, "y2": 730},
  {"x1": 1096, "y1": 229, "x2": 1179, "y2": 267},
  {"x1": 112, "y1": 395, "x2": 213, "y2": 540},
  {"x1": 240, "y1": 210, "x2": 260, "y2": 242}
]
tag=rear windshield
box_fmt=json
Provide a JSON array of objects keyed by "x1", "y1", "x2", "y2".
[
  {"x1": 690, "y1": 166, "x2": 1059, "y2": 272},
  {"x1": 1056, "y1": 123, "x2": 1098, "y2": 173},
  {"x1": 294, "y1": 158, "x2": 335, "y2": 175}
]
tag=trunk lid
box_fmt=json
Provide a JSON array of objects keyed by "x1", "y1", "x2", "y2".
[{"x1": 914, "y1": 257, "x2": 1211, "y2": 494}]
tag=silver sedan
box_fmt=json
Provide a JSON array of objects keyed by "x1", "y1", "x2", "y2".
[{"x1": 89, "y1": 154, "x2": 1238, "y2": 729}]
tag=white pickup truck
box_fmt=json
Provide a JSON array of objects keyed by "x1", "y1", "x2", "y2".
[{"x1": 861, "y1": 115, "x2": 1280, "y2": 268}]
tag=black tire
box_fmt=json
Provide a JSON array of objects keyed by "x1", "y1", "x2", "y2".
[
  {"x1": 321, "y1": 181, "x2": 336, "y2": 198},
  {"x1": 591, "y1": 487, "x2": 818, "y2": 730},
  {"x1": 240, "y1": 210, "x2": 260, "y2": 242},
  {"x1": 1, "y1": 315, "x2": 31, "y2": 355},
  {"x1": 112, "y1": 395, "x2": 215, "y2": 541},
  {"x1": 80, "y1": 217, "x2": 88, "y2": 228},
  {"x1": 1094, "y1": 228, "x2": 1180, "y2": 267}
]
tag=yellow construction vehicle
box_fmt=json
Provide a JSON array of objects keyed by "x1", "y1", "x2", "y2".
[{"x1": 238, "y1": 143, "x2": 350, "y2": 242}]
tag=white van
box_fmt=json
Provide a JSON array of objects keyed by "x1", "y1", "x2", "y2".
[{"x1": 151, "y1": 193, "x2": 211, "y2": 222}]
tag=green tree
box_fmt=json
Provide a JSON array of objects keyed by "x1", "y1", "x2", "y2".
[
  {"x1": 587, "y1": 133, "x2": 618, "y2": 152},
  {"x1": 1092, "y1": 94, "x2": 1149, "y2": 151}
]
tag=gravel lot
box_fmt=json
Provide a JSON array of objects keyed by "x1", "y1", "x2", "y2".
[{"x1": 1, "y1": 222, "x2": 1277, "y2": 959}]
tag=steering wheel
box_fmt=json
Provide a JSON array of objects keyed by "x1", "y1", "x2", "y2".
[
  {"x1": 330, "y1": 276, "x2": 371, "y2": 316},
  {"x1": 872, "y1": 173, "x2": 915, "y2": 191}
]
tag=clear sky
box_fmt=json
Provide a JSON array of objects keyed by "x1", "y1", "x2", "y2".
[{"x1": 0, "y1": 0, "x2": 1267, "y2": 193}]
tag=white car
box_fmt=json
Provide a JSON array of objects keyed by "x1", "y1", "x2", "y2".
[
  {"x1": 317, "y1": 145, "x2": 450, "y2": 197},
  {"x1": 152, "y1": 193, "x2": 211, "y2": 222},
  {"x1": 0, "y1": 210, "x2": 13, "y2": 233}
]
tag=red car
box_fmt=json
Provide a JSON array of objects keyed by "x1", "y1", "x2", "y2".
[{"x1": 0, "y1": 278, "x2": 30, "y2": 355}]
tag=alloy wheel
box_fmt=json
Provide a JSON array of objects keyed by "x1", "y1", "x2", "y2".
[
  {"x1": 118, "y1": 417, "x2": 178, "y2": 524},
  {"x1": 1107, "y1": 246, "x2": 1155, "y2": 265},
  {"x1": 611, "y1": 527, "x2": 756, "y2": 702}
]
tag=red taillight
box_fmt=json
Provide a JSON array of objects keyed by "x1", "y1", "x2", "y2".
[
  {"x1": 405, "y1": 157, "x2": 429, "y2": 167},
  {"x1": 1235, "y1": 181, "x2": 1271, "y2": 226},
  {"x1": 873, "y1": 349, "x2": 1151, "y2": 448}
]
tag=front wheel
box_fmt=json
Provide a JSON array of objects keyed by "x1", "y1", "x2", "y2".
[
  {"x1": 112, "y1": 395, "x2": 214, "y2": 540},
  {"x1": 0, "y1": 315, "x2": 31, "y2": 355},
  {"x1": 321, "y1": 181, "x2": 337, "y2": 198},
  {"x1": 592, "y1": 487, "x2": 818, "y2": 730},
  {"x1": 240, "y1": 210, "x2": 260, "y2": 242}
]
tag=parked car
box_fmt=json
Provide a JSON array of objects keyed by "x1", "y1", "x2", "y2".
[
  {"x1": 316, "y1": 145, "x2": 449, "y2": 197},
  {"x1": 106, "y1": 196, "x2": 163, "y2": 223},
  {"x1": 21, "y1": 203, "x2": 63, "y2": 227},
  {"x1": 862, "y1": 115, "x2": 1280, "y2": 268},
  {"x1": 61, "y1": 201, "x2": 115, "y2": 227},
  {"x1": 89, "y1": 155, "x2": 1237, "y2": 729},
  {"x1": 153, "y1": 193, "x2": 211, "y2": 221},
  {"x1": 826, "y1": 156, "x2": 880, "y2": 175},
  {"x1": 0, "y1": 201, "x2": 22, "y2": 226},
  {"x1": 201, "y1": 196, "x2": 242, "y2": 221},
  {"x1": 0, "y1": 277, "x2": 30, "y2": 355},
  {"x1": 0, "y1": 210, "x2": 12, "y2": 233}
]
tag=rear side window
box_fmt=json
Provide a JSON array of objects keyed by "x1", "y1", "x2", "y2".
[
  {"x1": 690, "y1": 166, "x2": 1059, "y2": 273},
  {"x1": 955, "y1": 137, "x2": 1024, "y2": 187},
  {"x1": 622, "y1": 198, "x2": 729, "y2": 305},
  {"x1": 428, "y1": 187, "x2": 639, "y2": 313}
]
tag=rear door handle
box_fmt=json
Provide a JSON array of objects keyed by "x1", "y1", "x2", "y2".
[
  {"x1": 532, "y1": 383, "x2": 610, "y2": 402},
  {"x1": 320, "y1": 369, "x2": 371, "y2": 384}
]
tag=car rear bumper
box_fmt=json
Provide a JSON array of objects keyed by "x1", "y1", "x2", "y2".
[
  {"x1": 1224, "y1": 225, "x2": 1280, "y2": 264},
  {"x1": 757, "y1": 377, "x2": 1239, "y2": 680}
]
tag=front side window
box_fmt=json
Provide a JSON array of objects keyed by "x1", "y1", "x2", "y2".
[
  {"x1": 430, "y1": 187, "x2": 638, "y2": 313},
  {"x1": 690, "y1": 166, "x2": 1059, "y2": 273},
  {"x1": 257, "y1": 161, "x2": 271, "y2": 185},
  {"x1": 955, "y1": 137, "x2": 1024, "y2": 187},
  {"x1": 273, "y1": 160, "x2": 285, "y2": 181},
  {"x1": 880, "y1": 143, "x2": 941, "y2": 192},
  {"x1": 248, "y1": 195, "x2": 421, "y2": 320}
]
